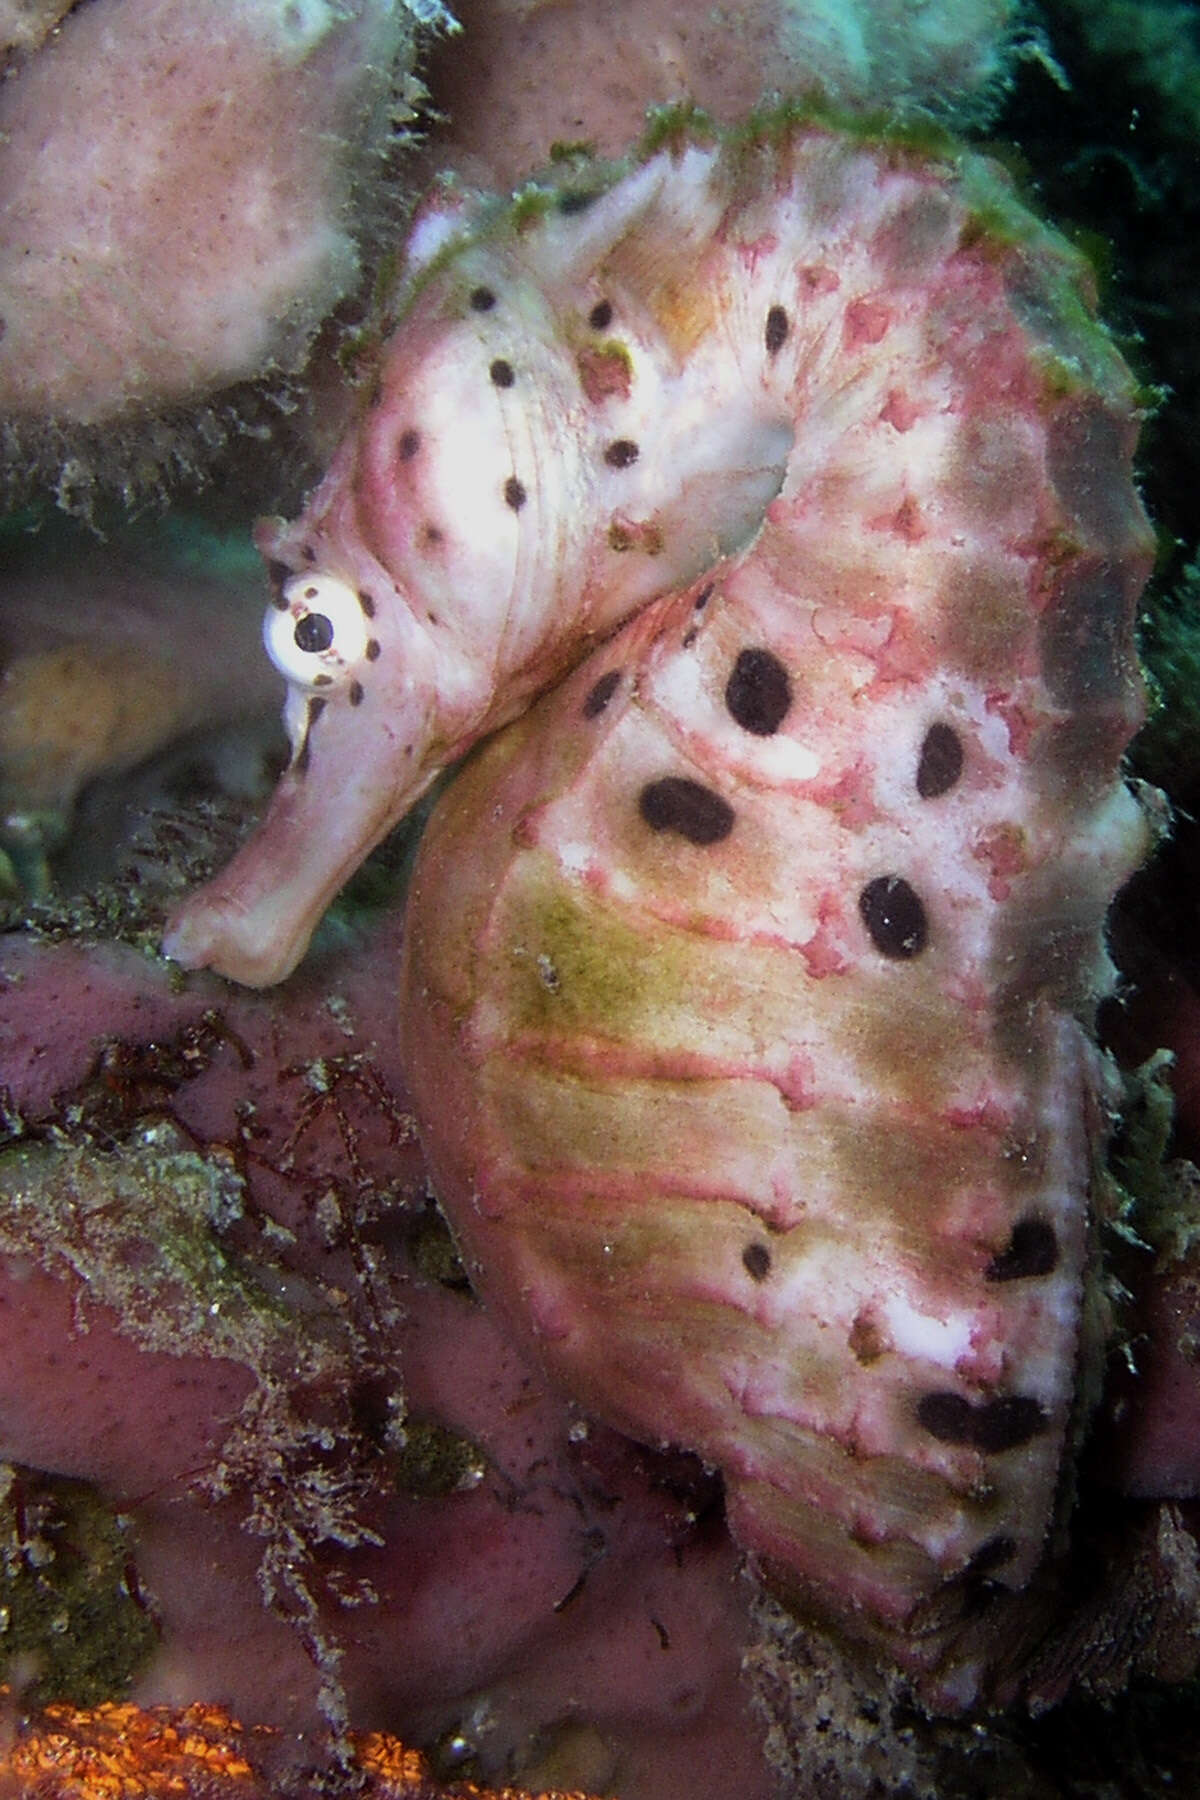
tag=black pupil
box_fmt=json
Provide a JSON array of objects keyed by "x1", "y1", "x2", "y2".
[{"x1": 295, "y1": 612, "x2": 334, "y2": 654}]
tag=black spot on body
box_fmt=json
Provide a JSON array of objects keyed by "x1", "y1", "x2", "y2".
[
  {"x1": 490, "y1": 358, "x2": 515, "y2": 388},
  {"x1": 986, "y1": 1216, "x2": 1058, "y2": 1282},
  {"x1": 639, "y1": 777, "x2": 734, "y2": 846},
  {"x1": 505, "y1": 476, "x2": 527, "y2": 511},
  {"x1": 765, "y1": 305, "x2": 789, "y2": 355},
  {"x1": 589, "y1": 300, "x2": 613, "y2": 330},
  {"x1": 973, "y1": 1396, "x2": 1048, "y2": 1453},
  {"x1": 295, "y1": 612, "x2": 334, "y2": 654},
  {"x1": 725, "y1": 647, "x2": 792, "y2": 736},
  {"x1": 358, "y1": 591, "x2": 376, "y2": 618},
  {"x1": 917, "y1": 1391, "x2": 1048, "y2": 1452},
  {"x1": 349, "y1": 681, "x2": 364, "y2": 706},
  {"x1": 916, "y1": 1392, "x2": 974, "y2": 1445},
  {"x1": 397, "y1": 428, "x2": 421, "y2": 461},
  {"x1": 365, "y1": 639, "x2": 381, "y2": 661},
  {"x1": 582, "y1": 669, "x2": 622, "y2": 718},
  {"x1": 916, "y1": 722, "x2": 963, "y2": 798},
  {"x1": 694, "y1": 584, "x2": 714, "y2": 611},
  {"x1": 743, "y1": 1242, "x2": 771, "y2": 1282},
  {"x1": 858, "y1": 876, "x2": 928, "y2": 959},
  {"x1": 604, "y1": 439, "x2": 639, "y2": 468},
  {"x1": 469, "y1": 286, "x2": 496, "y2": 311}
]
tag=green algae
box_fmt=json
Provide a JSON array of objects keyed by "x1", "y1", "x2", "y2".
[
  {"x1": 0, "y1": 1467, "x2": 158, "y2": 1706},
  {"x1": 0, "y1": 1126, "x2": 302, "y2": 1368},
  {"x1": 390, "y1": 1418, "x2": 486, "y2": 1499}
]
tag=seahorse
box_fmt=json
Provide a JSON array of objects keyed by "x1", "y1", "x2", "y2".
[{"x1": 166, "y1": 113, "x2": 1154, "y2": 1699}]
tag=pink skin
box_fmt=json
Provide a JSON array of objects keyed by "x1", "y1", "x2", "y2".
[{"x1": 161, "y1": 152, "x2": 796, "y2": 988}]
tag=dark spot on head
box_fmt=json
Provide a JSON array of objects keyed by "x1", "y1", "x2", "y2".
[
  {"x1": 349, "y1": 681, "x2": 364, "y2": 706},
  {"x1": 725, "y1": 647, "x2": 792, "y2": 736},
  {"x1": 559, "y1": 189, "x2": 597, "y2": 214},
  {"x1": 986, "y1": 1216, "x2": 1059, "y2": 1282},
  {"x1": 365, "y1": 639, "x2": 381, "y2": 661},
  {"x1": 589, "y1": 299, "x2": 613, "y2": 330},
  {"x1": 916, "y1": 722, "x2": 963, "y2": 798},
  {"x1": 294, "y1": 695, "x2": 327, "y2": 776},
  {"x1": 397, "y1": 427, "x2": 421, "y2": 461},
  {"x1": 917, "y1": 1391, "x2": 1048, "y2": 1452},
  {"x1": 490, "y1": 358, "x2": 515, "y2": 388},
  {"x1": 973, "y1": 1396, "x2": 1048, "y2": 1453},
  {"x1": 504, "y1": 476, "x2": 527, "y2": 511},
  {"x1": 582, "y1": 669, "x2": 622, "y2": 718},
  {"x1": 420, "y1": 522, "x2": 444, "y2": 548},
  {"x1": 765, "y1": 305, "x2": 789, "y2": 356},
  {"x1": 682, "y1": 626, "x2": 698, "y2": 649},
  {"x1": 695, "y1": 584, "x2": 714, "y2": 611},
  {"x1": 858, "y1": 876, "x2": 928, "y2": 958},
  {"x1": 312, "y1": 672, "x2": 333, "y2": 687},
  {"x1": 469, "y1": 285, "x2": 496, "y2": 311},
  {"x1": 302, "y1": 544, "x2": 317, "y2": 563},
  {"x1": 848, "y1": 1312, "x2": 885, "y2": 1364},
  {"x1": 604, "y1": 438, "x2": 639, "y2": 469},
  {"x1": 639, "y1": 777, "x2": 734, "y2": 846},
  {"x1": 267, "y1": 560, "x2": 291, "y2": 604},
  {"x1": 303, "y1": 584, "x2": 320, "y2": 600},
  {"x1": 357, "y1": 590, "x2": 376, "y2": 618},
  {"x1": 742, "y1": 1242, "x2": 771, "y2": 1282},
  {"x1": 295, "y1": 612, "x2": 334, "y2": 654}
]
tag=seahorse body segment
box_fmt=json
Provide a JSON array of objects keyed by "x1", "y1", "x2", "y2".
[{"x1": 167, "y1": 116, "x2": 1154, "y2": 1695}]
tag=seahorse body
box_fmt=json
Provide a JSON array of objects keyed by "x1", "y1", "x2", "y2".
[{"x1": 166, "y1": 115, "x2": 1153, "y2": 1694}]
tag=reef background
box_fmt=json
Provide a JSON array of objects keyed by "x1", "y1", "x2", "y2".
[{"x1": 4, "y1": 2, "x2": 1200, "y2": 1797}]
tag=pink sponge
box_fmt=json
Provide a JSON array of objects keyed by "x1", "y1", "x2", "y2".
[{"x1": 0, "y1": 0, "x2": 436, "y2": 431}]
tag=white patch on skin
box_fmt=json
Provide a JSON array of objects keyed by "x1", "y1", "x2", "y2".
[
  {"x1": 755, "y1": 736, "x2": 821, "y2": 782},
  {"x1": 556, "y1": 841, "x2": 591, "y2": 876},
  {"x1": 882, "y1": 1292, "x2": 974, "y2": 1367},
  {"x1": 651, "y1": 642, "x2": 820, "y2": 781}
]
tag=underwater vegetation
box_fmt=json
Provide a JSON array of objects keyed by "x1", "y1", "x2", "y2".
[{"x1": 4, "y1": 2, "x2": 1200, "y2": 1797}]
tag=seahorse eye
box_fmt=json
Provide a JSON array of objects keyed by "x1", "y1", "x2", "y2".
[
  {"x1": 263, "y1": 573, "x2": 370, "y2": 689},
  {"x1": 294, "y1": 612, "x2": 334, "y2": 654}
]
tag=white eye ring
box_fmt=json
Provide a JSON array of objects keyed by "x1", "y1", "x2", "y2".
[{"x1": 263, "y1": 574, "x2": 371, "y2": 689}]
